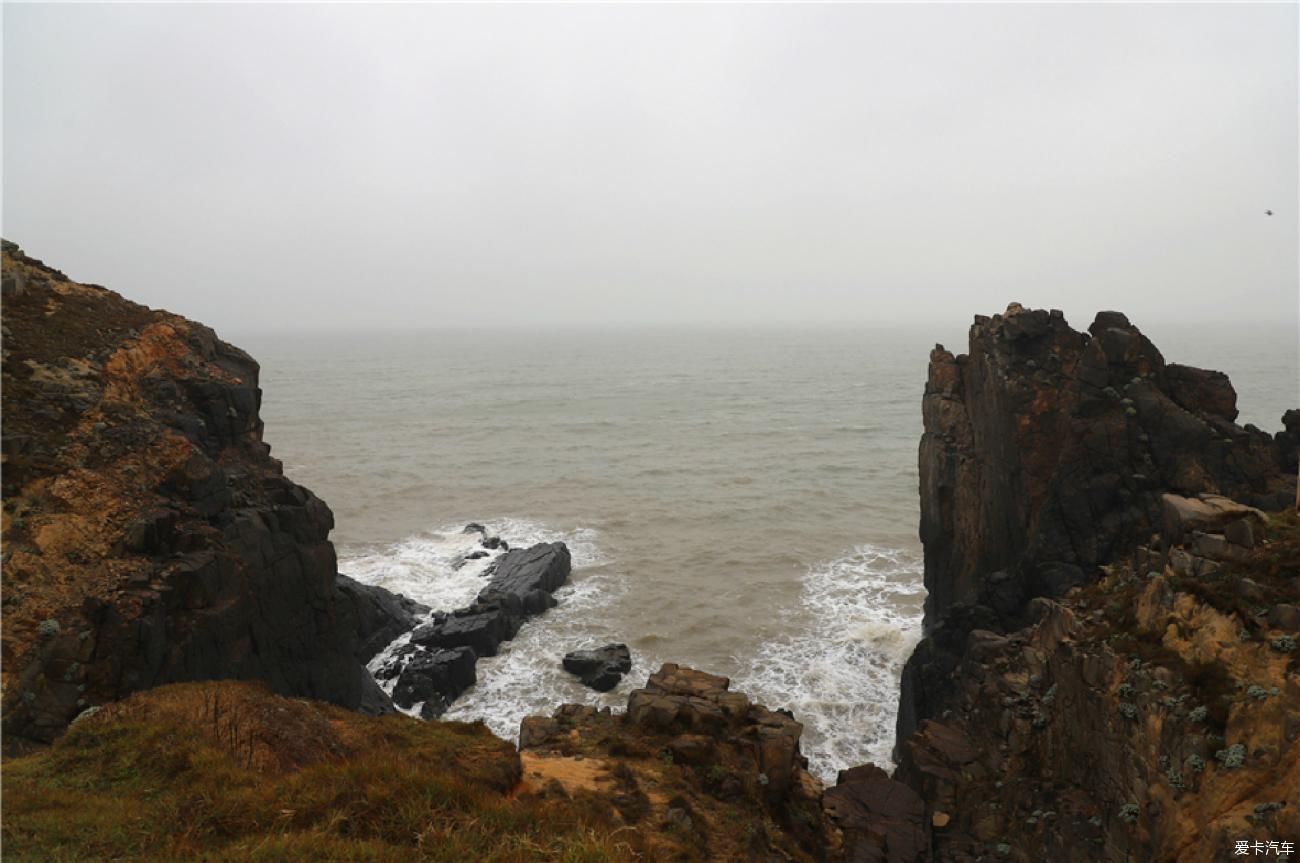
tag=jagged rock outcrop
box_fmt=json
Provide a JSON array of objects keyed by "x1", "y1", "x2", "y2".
[
  {"x1": 394, "y1": 646, "x2": 478, "y2": 719},
  {"x1": 884, "y1": 519, "x2": 1299, "y2": 863},
  {"x1": 902, "y1": 305, "x2": 1295, "y2": 743},
  {"x1": 877, "y1": 304, "x2": 1298, "y2": 863},
  {"x1": 518, "y1": 663, "x2": 829, "y2": 861},
  {"x1": 825, "y1": 762, "x2": 930, "y2": 863},
  {"x1": 1, "y1": 241, "x2": 417, "y2": 742}
]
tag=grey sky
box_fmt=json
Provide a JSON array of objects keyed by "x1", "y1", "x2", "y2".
[{"x1": 3, "y1": 3, "x2": 1297, "y2": 333}]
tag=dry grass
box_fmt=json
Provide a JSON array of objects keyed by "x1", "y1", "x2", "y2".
[{"x1": 1, "y1": 681, "x2": 637, "y2": 862}]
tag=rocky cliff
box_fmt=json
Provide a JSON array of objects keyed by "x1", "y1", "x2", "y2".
[
  {"x1": 6, "y1": 250, "x2": 1298, "y2": 863},
  {"x1": 902, "y1": 305, "x2": 1294, "y2": 742},
  {"x1": 871, "y1": 305, "x2": 1299, "y2": 863},
  {"x1": 1, "y1": 240, "x2": 404, "y2": 743},
  {"x1": 9, "y1": 244, "x2": 814, "y2": 861}
]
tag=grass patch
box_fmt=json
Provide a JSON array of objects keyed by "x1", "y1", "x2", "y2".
[{"x1": 2, "y1": 682, "x2": 636, "y2": 862}]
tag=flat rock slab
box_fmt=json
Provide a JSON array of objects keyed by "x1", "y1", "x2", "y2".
[
  {"x1": 477, "y1": 542, "x2": 571, "y2": 604},
  {"x1": 646, "y1": 663, "x2": 730, "y2": 698},
  {"x1": 410, "y1": 605, "x2": 520, "y2": 657},
  {"x1": 1161, "y1": 493, "x2": 1267, "y2": 544}
]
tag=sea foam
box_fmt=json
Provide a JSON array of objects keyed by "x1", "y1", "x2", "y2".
[
  {"x1": 732, "y1": 544, "x2": 924, "y2": 781},
  {"x1": 346, "y1": 525, "x2": 922, "y2": 783},
  {"x1": 346, "y1": 520, "x2": 635, "y2": 733}
]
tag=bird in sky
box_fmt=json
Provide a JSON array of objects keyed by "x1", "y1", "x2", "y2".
[{"x1": 1265, "y1": 209, "x2": 1274, "y2": 216}]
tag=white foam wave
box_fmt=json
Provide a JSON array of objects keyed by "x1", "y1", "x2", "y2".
[
  {"x1": 345, "y1": 524, "x2": 924, "y2": 783},
  {"x1": 344, "y1": 519, "x2": 626, "y2": 729},
  {"x1": 340, "y1": 519, "x2": 607, "y2": 613},
  {"x1": 732, "y1": 544, "x2": 925, "y2": 782},
  {"x1": 442, "y1": 573, "x2": 660, "y2": 740}
]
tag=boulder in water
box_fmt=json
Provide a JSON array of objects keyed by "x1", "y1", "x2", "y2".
[
  {"x1": 392, "y1": 646, "x2": 477, "y2": 710},
  {"x1": 563, "y1": 643, "x2": 632, "y2": 692},
  {"x1": 385, "y1": 541, "x2": 573, "y2": 713}
]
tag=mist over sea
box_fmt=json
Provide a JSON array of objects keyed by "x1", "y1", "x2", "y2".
[{"x1": 239, "y1": 321, "x2": 1296, "y2": 780}]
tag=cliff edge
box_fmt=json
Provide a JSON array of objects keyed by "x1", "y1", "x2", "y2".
[
  {"x1": 1, "y1": 240, "x2": 396, "y2": 743},
  {"x1": 903, "y1": 304, "x2": 1295, "y2": 743},
  {"x1": 870, "y1": 305, "x2": 1298, "y2": 863}
]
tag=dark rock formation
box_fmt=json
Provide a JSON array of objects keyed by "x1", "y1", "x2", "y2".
[
  {"x1": 1276, "y1": 409, "x2": 1300, "y2": 478},
  {"x1": 381, "y1": 541, "x2": 571, "y2": 712},
  {"x1": 903, "y1": 304, "x2": 1295, "y2": 744},
  {"x1": 409, "y1": 542, "x2": 568, "y2": 659},
  {"x1": 0, "y1": 241, "x2": 399, "y2": 742},
  {"x1": 824, "y1": 763, "x2": 929, "y2": 863},
  {"x1": 884, "y1": 534, "x2": 1300, "y2": 863},
  {"x1": 392, "y1": 646, "x2": 477, "y2": 715},
  {"x1": 411, "y1": 607, "x2": 520, "y2": 657},
  {"x1": 877, "y1": 304, "x2": 1298, "y2": 862},
  {"x1": 563, "y1": 643, "x2": 632, "y2": 691},
  {"x1": 335, "y1": 574, "x2": 430, "y2": 663},
  {"x1": 478, "y1": 542, "x2": 570, "y2": 604}
]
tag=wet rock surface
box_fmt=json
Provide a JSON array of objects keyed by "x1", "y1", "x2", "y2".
[
  {"x1": 335, "y1": 574, "x2": 430, "y2": 663},
  {"x1": 392, "y1": 646, "x2": 477, "y2": 716},
  {"x1": 563, "y1": 643, "x2": 632, "y2": 691},
  {"x1": 377, "y1": 541, "x2": 571, "y2": 714}
]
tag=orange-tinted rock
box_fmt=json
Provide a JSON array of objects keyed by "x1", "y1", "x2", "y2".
[
  {"x1": 1, "y1": 241, "x2": 407, "y2": 742},
  {"x1": 519, "y1": 664, "x2": 826, "y2": 859}
]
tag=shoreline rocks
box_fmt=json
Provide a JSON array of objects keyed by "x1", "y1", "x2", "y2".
[
  {"x1": 335, "y1": 574, "x2": 430, "y2": 664},
  {"x1": 517, "y1": 663, "x2": 827, "y2": 859},
  {"x1": 380, "y1": 541, "x2": 571, "y2": 715}
]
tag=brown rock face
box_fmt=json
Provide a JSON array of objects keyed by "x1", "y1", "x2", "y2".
[
  {"x1": 1, "y1": 241, "x2": 393, "y2": 743},
  {"x1": 903, "y1": 305, "x2": 1294, "y2": 743},
  {"x1": 919, "y1": 305, "x2": 1290, "y2": 625},
  {"x1": 519, "y1": 664, "x2": 830, "y2": 861},
  {"x1": 824, "y1": 763, "x2": 930, "y2": 863},
  {"x1": 880, "y1": 304, "x2": 1298, "y2": 862},
  {"x1": 888, "y1": 538, "x2": 1300, "y2": 863}
]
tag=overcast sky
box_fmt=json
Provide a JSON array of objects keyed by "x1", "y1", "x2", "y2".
[{"x1": 3, "y1": 3, "x2": 1297, "y2": 332}]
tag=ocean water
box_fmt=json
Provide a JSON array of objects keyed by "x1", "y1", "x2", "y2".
[{"x1": 239, "y1": 322, "x2": 1295, "y2": 781}]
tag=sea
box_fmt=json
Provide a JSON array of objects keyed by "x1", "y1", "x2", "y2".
[{"x1": 237, "y1": 321, "x2": 1296, "y2": 782}]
